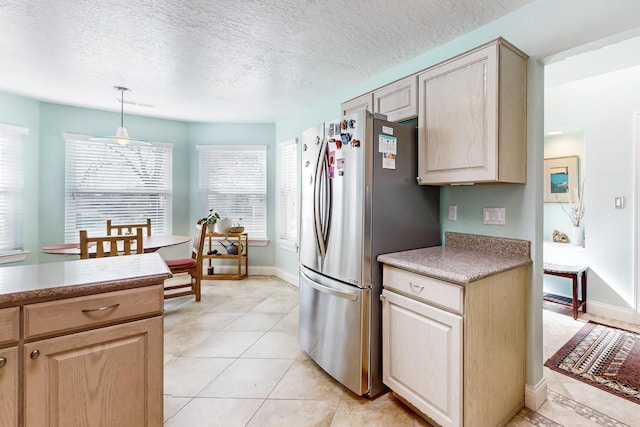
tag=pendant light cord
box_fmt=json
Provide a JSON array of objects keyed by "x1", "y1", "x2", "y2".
[{"x1": 120, "y1": 88, "x2": 124, "y2": 127}]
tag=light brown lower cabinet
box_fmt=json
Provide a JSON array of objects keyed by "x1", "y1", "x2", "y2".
[
  {"x1": 381, "y1": 265, "x2": 526, "y2": 427},
  {"x1": 0, "y1": 346, "x2": 18, "y2": 427},
  {"x1": 24, "y1": 317, "x2": 162, "y2": 426},
  {"x1": 0, "y1": 283, "x2": 164, "y2": 427}
]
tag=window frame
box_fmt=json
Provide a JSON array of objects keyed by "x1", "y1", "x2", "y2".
[
  {"x1": 0, "y1": 123, "x2": 28, "y2": 263},
  {"x1": 277, "y1": 138, "x2": 298, "y2": 252},
  {"x1": 63, "y1": 133, "x2": 173, "y2": 242},
  {"x1": 197, "y1": 144, "x2": 268, "y2": 244}
]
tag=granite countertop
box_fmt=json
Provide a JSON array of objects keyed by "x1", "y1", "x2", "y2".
[
  {"x1": 377, "y1": 232, "x2": 531, "y2": 285},
  {"x1": 0, "y1": 253, "x2": 172, "y2": 307}
]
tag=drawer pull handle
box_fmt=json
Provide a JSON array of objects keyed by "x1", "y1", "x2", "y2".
[
  {"x1": 82, "y1": 303, "x2": 120, "y2": 313},
  {"x1": 409, "y1": 282, "x2": 424, "y2": 292},
  {"x1": 0, "y1": 357, "x2": 6, "y2": 367},
  {"x1": 30, "y1": 350, "x2": 40, "y2": 360}
]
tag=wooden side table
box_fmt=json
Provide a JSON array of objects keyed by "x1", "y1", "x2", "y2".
[
  {"x1": 202, "y1": 232, "x2": 248, "y2": 280},
  {"x1": 543, "y1": 263, "x2": 588, "y2": 319}
]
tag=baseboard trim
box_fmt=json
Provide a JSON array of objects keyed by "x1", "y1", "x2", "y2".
[
  {"x1": 275, "y1": 268, "x2": 298, "y2": 287},
  {"x1": 525, "y1": 377, "x2": 548, "y2": 411},
  {"x1": 207, "y1": 265, "x2": 275, "y2": 276},
  {"x1": 200, "y1": 265, "x2": 298, "y2": 285},
  {"x1": 586, "y1": 300, "x2": 637, "y2": 324}
]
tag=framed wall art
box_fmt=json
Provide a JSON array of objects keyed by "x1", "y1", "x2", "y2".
[{"x1": 544, "y1": 155, "x2": 579, "y2": 203}]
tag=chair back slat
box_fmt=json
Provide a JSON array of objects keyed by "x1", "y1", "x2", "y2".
[
  {"x1": 191, "y1": 221, "x2": 207, "y2": 260},
  {"x1": 79, "y1": 228, "x2": 144, "y2": 259},
  {"x1": 106, "y1": 218, "x2": 152, "y2": 236},
  {"x1": 163, "y1": 221, "x2": 207, "y2": 301}
]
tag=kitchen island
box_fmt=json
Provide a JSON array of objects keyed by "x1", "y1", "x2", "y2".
[
  {"x1": 378, "y1": 232, "x2": 531, "y2": 427},
  {"x1": 0, "y1": 253, "x2": 171, "y2": 427}
]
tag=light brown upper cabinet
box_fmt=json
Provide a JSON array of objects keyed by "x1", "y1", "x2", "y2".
[
  {"x1": 341, "y1": 93, "x2": 373, "y2": 117},
  {"x1": 342, "y1": 75, "x2": 418, "y2": 122},
  {"x1": 417, "y1": 38, "x2": 528, "y2": 185},
  {"x1": 372, "y1": 75, "x2": 418, "y2": 122}
]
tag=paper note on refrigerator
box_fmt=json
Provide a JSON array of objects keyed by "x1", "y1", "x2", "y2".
[
  {"x1": 378, "y1": 134, "x2": 397, "y2": 154},
  {"x1": 382, "y1": 153, "x2": 396, "y2": 170}
]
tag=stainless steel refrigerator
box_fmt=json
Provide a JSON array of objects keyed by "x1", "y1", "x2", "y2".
[{"x1": 299, "y1": 110, "x2": 440, "y2": 397}]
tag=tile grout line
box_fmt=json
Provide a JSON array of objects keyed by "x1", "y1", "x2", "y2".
[{"x1": 547, "y1": 390, "x2": 631, "y2": 427}]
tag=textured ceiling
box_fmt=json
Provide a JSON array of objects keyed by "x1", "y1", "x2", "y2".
[{"x1": 0, "y1": 0, "x2": 532, "y2": 122}]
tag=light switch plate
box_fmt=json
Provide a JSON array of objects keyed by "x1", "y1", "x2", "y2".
[
  {"x1": 615, "y1": 197, "x2": 624, "y2": 208},
  {"x1": 448, "y1": 204, "x2": 457, "y2": 221},
  {"x1": 483, "y1": 207, "x2": 506, "y2": 225}
]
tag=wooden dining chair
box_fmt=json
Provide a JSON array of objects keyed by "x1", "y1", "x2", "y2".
[
  {"x1": 79, "y1": 228, "x2": 144, "y2": 259},
  {"x1": 163, "y1": 221, "x2": 207, "y2": 301},
  {"x1": 107, "y1": 218, "x2": 152, "y2": 236}
]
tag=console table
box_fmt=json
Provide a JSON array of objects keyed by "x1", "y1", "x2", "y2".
[
  {"x1": 543, "y1": 263, "x2": 588, "y2": 319},
  {"x1": 202, "y1": 232, "x2": 248, "y2": 280}
]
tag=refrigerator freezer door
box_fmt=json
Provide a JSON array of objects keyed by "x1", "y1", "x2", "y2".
[
  {"x1": 299, "y1": 115, "x2": 366, "y2": 287},
  {"x1": 321, "y1": 114, "x2": 366, "y2": 287},
  {"x1": 298, "y1": 266, "x2": 370, "y2": 396},
  {"x1": 299, "y1": 124, "x2": 324, "y2": 273}
]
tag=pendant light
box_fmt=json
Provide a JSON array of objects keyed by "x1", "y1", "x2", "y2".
[{"x1": 90, "y1": 86, "x2": 149, "y2": 146}]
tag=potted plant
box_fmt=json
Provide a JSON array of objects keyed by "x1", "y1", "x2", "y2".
[{"x1": 200, "y1": 209, "x2": 220, "y2": 226}]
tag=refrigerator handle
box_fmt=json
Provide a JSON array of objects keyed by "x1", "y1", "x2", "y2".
[
  {"x1": 323, "y1": 140, "x2": 332, "y2": 251},
  {"x1": 314, "y1": 138, "x2": 327, "y2": 258},
  {"x1": 300, "y1": 269, "x2": 358, "y2": 301}
]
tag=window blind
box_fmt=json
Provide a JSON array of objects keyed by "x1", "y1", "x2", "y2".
[
  {"x1": 0, "y1": 124, "x2": 27, "y2": 254},
  {"x1": 278, "y1": 140, "x2": 297, "y2": 246},
  {"x1": 198, "y1": 145, "x2": 267, "y2": 239},
  {"x1": 64, "y1": 134, "x2": 173, "y2": 242}
]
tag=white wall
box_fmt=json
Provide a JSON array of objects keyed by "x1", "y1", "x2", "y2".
[
  {"x1": 543, "y1": 133, "x2": 585, "y2": 242},
  {"x1": 544, "y1": 64, "x2": 640, "y2": 315}
]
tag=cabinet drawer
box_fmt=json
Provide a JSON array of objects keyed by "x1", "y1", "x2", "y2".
[
  {"x1": 24, "y1": 285, "x2": 163, "y2": 339},
  {"x1": 0, "y1": 307, "x2": 19, "y2": 346},
  {"x1": 382, "y1": 266, "x2": 463, "y2": 313}
]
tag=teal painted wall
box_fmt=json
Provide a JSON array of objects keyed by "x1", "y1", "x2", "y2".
[{"x1": 0, "y1": 96, "x2": 278, "y2": 268}]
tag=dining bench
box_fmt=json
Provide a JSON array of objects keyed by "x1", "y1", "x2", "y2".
[{"x1": 543, "y1": 263, "x2": 588, "y2": 320}]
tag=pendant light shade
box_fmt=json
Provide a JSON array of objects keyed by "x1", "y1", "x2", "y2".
[{"x1": 90, "y1": 86, "x2": 149, "y2": 146}]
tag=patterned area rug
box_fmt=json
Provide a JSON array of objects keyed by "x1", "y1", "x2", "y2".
[{"x1": 545, "y1": 321, "x2": 640, "y2": 405}]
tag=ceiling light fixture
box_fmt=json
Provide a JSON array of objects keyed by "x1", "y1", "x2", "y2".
[{"x1": 89, "y1": 86, "x2": 149, "y2": 146}]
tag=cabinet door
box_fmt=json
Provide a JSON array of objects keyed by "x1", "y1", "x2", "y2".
[
  {"x1": 24, "y1": 316, "x2": 162, "y2": 427},
  {"x1": 0, "y1": 346, "x2": 18, "y2": 427},
  {"x1": 373, "y1": 75, "x2": 418, "y2": 122},
  {"x1": 417, "y1": 43, "x2": 498, "y2": 185},
  {"x1": 0, "y1": 307, "x2": 19, "y2": 346},
  {"x1": 341, "y1": 93, "x2": 373, "y2": 116},
  {"x1": 382, "y1": 289, "x2": 462, "y2": 427}
]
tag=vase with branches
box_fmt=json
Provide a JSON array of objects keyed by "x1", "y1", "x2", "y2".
[{"x1": 561, "y1": 181, "x2": 584, "y2": 245}]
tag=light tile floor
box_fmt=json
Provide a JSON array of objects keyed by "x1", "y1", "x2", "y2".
[{"x1": 163, "y1": 276, "x2": 639, "y2": 426}]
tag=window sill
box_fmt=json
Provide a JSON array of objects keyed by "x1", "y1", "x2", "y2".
[
  {"x1": 278, "y1": 240, "x2": 299, "y2": 252},
  {"x1": 0, "y1": 250, "x2": 29, "y2": 265},
  {"x1": 249, "y1": 238, "x2": 269, "y2": 247}
]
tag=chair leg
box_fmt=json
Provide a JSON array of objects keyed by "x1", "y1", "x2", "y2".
[
  {"x1": 581, "y1": 272, "x2": 587, "y2": 314},
  {"x1": 194, "y1": 275, "x2": 201, "y2": 302},
  {"x1": 572, "y1": 275, "x2": 579, "y2": 320}
]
